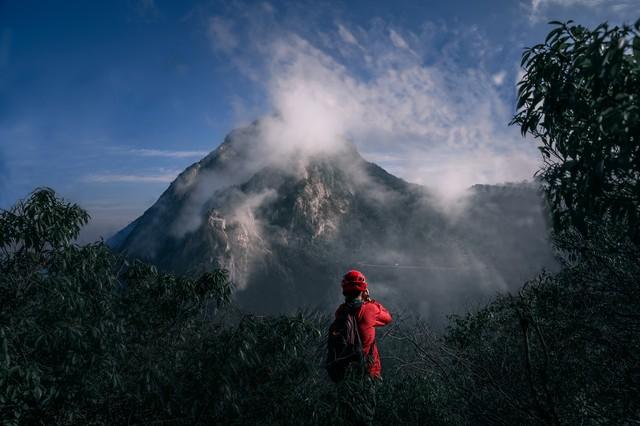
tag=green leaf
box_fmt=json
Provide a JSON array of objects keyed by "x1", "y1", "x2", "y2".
[
  {"x1": 546, "y1": 27, "x2": 564, "y2": 43},
  {"x1": 517, "y1": 94, "x2": 528, "y2": 109}
]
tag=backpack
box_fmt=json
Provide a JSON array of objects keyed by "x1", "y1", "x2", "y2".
[{"x1": 326, "y1": 305, "x2": 365, "y2": 382}]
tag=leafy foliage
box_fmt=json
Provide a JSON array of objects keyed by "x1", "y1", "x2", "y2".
[
  {"x1": 0, "y1": 188, "x2": 455, "y2": 425},
  {"x1": 512, "y1": 19, "x2": 640, "y2": 241},
  {"x1": 426, "y1": 18, "x2": 640, "y2": 425},
  {"x1": 0, "y1": 188, "x2": 233, "y2": 424},
  {"x1": 438, "y1": 248, "x2": 640, "y2": 424}
]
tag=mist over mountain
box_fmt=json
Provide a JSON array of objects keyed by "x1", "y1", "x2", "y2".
[{"x1": 110, "y1": 123, "x2": 556, "y2": 324}]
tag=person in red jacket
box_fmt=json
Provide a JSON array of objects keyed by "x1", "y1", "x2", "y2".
[{"x1": 335, "y1": 269, "x2": 393, "y2": 379}]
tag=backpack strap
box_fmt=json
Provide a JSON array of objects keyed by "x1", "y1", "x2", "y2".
[
  {"x1": 358, "y1": 306, "x2": 377, "y2": 365},
  {"x1": 350, "y1": 305, "x2": 377, "y2": 367},
  {"x1": 352, "y1": 311, "x2": 364, "y2": 364}
]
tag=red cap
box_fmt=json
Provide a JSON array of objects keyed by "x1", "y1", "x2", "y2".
[{"x1": 341, "y1": 269, "x2": 368, "y2": 293}]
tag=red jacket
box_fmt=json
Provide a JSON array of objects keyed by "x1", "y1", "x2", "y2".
[{"x1": 335, "y1": 300, "x2": 392, "y2": 378}]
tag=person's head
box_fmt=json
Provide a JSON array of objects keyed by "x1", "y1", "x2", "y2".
[
  {"x1": 343, "y1": 289, "x2": 363, "y2": 301},
  {"x1": 341, "y1": 269, "x2": 367, "y2": 301}
]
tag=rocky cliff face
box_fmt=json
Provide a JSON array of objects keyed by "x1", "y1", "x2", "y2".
[{"x1": 110, "y1": 124, "x2": 556, "y2": 324}]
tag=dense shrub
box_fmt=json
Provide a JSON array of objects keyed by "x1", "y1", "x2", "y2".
[
  {"x1": 0, "y1": 188, "x2": 232, "y2": 424},
  {"x1": 512, "y1": 19, "x2": 640, "y2": 242},
  {"x1": 429, "y1": 18, "x2": 640, "y2": 425},
  {"x1": 0, "y1": 188, "x2": 452, "y2": 425}
]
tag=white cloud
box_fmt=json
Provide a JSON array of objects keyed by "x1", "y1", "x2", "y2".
[
  {"x1": 528, "y1": 0, "x2": 638, "y2": 22},
  {"x1": 389, "y1": 29, "x2": 409, "y2": 49},
  {"x1": 201, "y1": 8, "x2": 540, "y2": 205},
  {"x1": 492, "y1": 70, "x2": 507, "y2": 86},
  {"x1": 84, "y1": 171, "x2": 180, "y2": 183},
  {"x1": 337, "y1": 24, "x2": 359, "y2": 46},
  {"x1": 208, "y1": 16, "x2": 238, "y2": 52},
  {"x1": 532, "y1": 0, "x2": 607, "y2": 11},
  {"x1": 253, "y1": 32, "x2": 538, "y2": 202},
  {"x1": 128, "y1": 148, "x2": 209, "y2": 158}
]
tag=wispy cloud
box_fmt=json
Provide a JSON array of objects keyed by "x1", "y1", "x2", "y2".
[
  {"x1": 133, "y1": 0, "x2": 161, "y2": 22},
  {"x1": 127, "y1": 148, "x2": 209, "y2": 158},
  {"x1": 532, "y1": 0, "x2": 610, "y2": 10},
  {"x1": 208, "y1": 16, "x2": 238, "y2": 53},
  {"x1": 492, "y1": 70, "x2": 507, "y2": 86},
  {"x1": 83, "y1": 170, "x2": 180, "y2": 183},
  {"x1": 388, "y1": 29, "x2": 410, "y2": 50},
  {"x1": 528, "y1": 0, "x2": 638, "y2": 22},
  {"x1": 337, "y1": 24, "x2": 360, "y2": 46},
  {"x1": 204, "y1": 4, "x2": 539, "y2": 204}
]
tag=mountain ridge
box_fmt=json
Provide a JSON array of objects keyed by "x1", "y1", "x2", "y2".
[{"x1": 110, "y1": 125, "x2": 556, "y2": 323}]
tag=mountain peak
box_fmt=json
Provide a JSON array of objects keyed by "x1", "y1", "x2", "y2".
[{"x1": 110, "y1": 124, "x2": 555, "y2": 324}]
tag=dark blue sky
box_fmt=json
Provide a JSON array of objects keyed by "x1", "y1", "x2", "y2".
[{"x1": 1, "y1": 0, "x2": 637, "y2": 240}]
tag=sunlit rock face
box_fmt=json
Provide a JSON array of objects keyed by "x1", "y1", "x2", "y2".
[{"x1": 110, "y1": 124, "x2": 557, "y2": 325}]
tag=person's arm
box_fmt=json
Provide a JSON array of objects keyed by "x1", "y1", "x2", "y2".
[{"x1": 373, "y1": 302, "x2": 392, "y2": 326}]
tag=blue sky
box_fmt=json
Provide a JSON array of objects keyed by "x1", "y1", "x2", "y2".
[{"x1": 0, "y1": 0, "x2": 637, "y2": 241}]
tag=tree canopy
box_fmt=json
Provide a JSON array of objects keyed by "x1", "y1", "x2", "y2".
[
  {"x1": 512, "y1": 19, "x2": 640, "y2": 242},
  {"x1": 0, "y1": 188, "x2": 233, "y2": 424}
]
